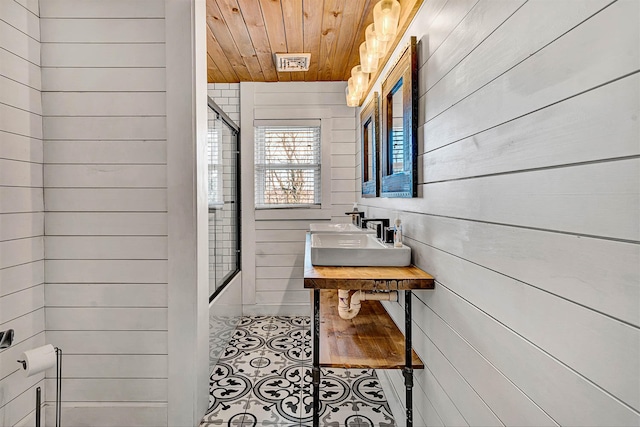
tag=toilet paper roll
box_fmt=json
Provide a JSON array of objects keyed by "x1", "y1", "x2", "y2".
[{"x1": 19, "y1": 344, "x2": 56, "y2": 377}]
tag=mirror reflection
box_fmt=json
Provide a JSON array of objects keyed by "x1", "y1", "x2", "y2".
[
  {"x1": 390, "y1": 81, "x2": 404, "y2": 174},
  {"x1": 381, "y1": 36, "x2": 418, "y2": 198},
  {"x1": 365, "y1": 118, "x2": 373, "y2": 180},
  {"x1": 360, "y1": 93, "x2": 379, "y2": 197}
]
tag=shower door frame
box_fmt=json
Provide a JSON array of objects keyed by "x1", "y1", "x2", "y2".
[{"x1": 207, "y1": 96, "x2": 241, "y2": 302}]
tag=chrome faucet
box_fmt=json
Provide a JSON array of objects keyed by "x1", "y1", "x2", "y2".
[
  {"x1": 345, "y1": 209, "x2": 365, "y2": 227},
  {"x1": 361, "y1": 218, "x2": 391, "y2": 241}
]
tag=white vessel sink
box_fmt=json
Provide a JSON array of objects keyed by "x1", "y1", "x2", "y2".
[
  {"x1": 310, "y1": 233, "x2": 411, "y2": 267},
  {"x1": 309, "y1": 223, "x2": 374, "y2": 234}
]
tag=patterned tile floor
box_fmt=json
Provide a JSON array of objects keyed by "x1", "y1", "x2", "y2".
[{"x1": 202, "y1": 316, "x2": 397, "y2": 427}]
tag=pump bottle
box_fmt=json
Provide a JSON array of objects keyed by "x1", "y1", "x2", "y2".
[{"x1": 394, "y1": 217, "x2": 403, "y2": 248}]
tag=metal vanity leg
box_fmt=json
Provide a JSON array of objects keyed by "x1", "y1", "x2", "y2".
[
  {"x1": 313, "y1": 289, "x2": 320, "y2": 427},
  {"x1": 404, "y1": 290, "x2": 413, "y2": 427}
]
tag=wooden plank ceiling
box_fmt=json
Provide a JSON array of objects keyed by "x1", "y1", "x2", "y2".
[{"x1": 206, "y1": 0, "x2": 422, "y2": 83}]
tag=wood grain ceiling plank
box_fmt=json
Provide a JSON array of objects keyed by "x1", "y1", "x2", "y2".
[
  {"x1": 282, "y1": 0, "x2": 304, "y2": 81},
  {"x1": 343, "y1": 0, "x2": 374, "y2": 81},
  {"x1": 302, "y1": 0, "x2": 324, "y2": 81},
  {"x1": 237, "y1": 0, "x2": 278, "y2": 81},
  {"x1": 259, "y1": 0, "x2": 290, "y2": 81},
  {"x1": 330, "y1": 0, "x2": 368, "y2": 80},
  {"x1": 207, "y1": 25, "x2": 240, "y2": 82},
  {"x1": 217, "y1": 0, "x2": 266, "y2": 81},
  {"x1": 317, "y1": 0, "x2": 346, "y2": 81},
  {"x1": 207, "y1": 1, "x2": 252, "y2": 81},
  {"x1": 207, "y1": 52, "x2": 227, "y2": 83}
]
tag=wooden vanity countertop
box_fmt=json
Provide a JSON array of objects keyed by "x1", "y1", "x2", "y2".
[{"x1": 303, "y1": 233, "x2": 435, "y2": 290}]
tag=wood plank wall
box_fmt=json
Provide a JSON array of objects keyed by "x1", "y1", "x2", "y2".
[
  {"x1": 357, "y1": 0, "x2": 640, "y2": 425},
  {"x1": 40, "y1": 1, "x2": 168, "y2": 425},
  {"x1": 0, "y1": 1, "x2": 45, "y2": 425},
  {"x1": 241, "y1": 82, "x2": 358, "y2": 314}
]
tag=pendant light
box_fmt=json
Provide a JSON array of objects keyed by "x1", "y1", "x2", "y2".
[
  {"x1": 373, "y1": 0, "x2": 400, "y2": 42},
  {"x1": 347, "y1": 77, "x2": 362, "y2": 98},
  {"x1": 351, "y1": 65, "x2": 369, "y2": 94},
  {"x1": 365, "y1": 23, "x2": 387, "y2": 58},
  {"x1": 359, "y1": 42, "x2": 378, "y2": 74},
  {"x1": 345, "y1": 86, "x2": 360, "y2": 107},
  {"x1": 344, "y1": 0, "x2": 402, "y2": 106}
]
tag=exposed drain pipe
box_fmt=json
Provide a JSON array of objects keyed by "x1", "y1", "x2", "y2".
[{"x1": 337, "y1": 289, "x2": 398, "y2": 320}]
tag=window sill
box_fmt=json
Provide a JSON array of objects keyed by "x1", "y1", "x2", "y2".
[{"x1": 255, "y1": 207, "x2": 332, "y2": 221}]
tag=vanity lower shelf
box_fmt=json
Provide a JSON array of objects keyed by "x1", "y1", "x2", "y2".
[{"x1": 317, "y1": 289, "x2": 423, "y2": 369}]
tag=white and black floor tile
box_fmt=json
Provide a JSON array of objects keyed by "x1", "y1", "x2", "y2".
[{"x1": 203, "y1": 316, "x2": 396, "y2": 427}]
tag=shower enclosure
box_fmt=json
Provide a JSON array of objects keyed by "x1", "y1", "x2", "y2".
[{"x1": 207, "y1": 97, "x2": 240, "y2": 299}]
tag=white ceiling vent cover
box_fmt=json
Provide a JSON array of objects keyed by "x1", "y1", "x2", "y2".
[{"x1": 275, "y1": 53, "x2": 311, "y2": 72}]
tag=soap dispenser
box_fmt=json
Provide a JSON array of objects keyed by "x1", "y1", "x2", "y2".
[{"x1": 393, "y1": 216, "x2": 403, "y2": 248}]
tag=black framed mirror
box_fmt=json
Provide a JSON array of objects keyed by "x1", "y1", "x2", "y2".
[
  {"x1": 381, "y1": 36, "x2": 418, "y2": 198},
  {"x1": 360, "y1": 92, "x2": 379, "y2": 197}
]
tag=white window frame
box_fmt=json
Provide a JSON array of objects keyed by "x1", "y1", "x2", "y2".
[
  {"x1": 254, "y1": 119, "x2": 322, "y2": 210},
  {"x1": 253, "y1": 112, "x2": 332, "y2": 221}
]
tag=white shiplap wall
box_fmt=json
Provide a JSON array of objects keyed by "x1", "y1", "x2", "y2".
[
  {"x1": 0, "y1": 1, "x2": 45, "y2": 426},
  {"x1": 357, "y1": 0, "x2": 640, "y2": 425},
  {"x1": 40, "y1": 1, "x2": 168, "y2": 425},
  {"x1": 241, "y1": 82, "x2": 357, "y2": 314}
]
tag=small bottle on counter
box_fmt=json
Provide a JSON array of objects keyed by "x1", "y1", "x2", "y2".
[{"x1": 394, "y1": 217, "x2": 403, "y2": 248}]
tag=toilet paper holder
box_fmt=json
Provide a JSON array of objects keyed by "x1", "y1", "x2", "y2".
[{"x1": 16, "y1": 346, "x2": 63, "y2": 427}]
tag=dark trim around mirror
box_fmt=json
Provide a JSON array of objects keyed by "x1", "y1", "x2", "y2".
[
  {"x1": 381, "y1": 36, "x2": 418, "y2": 198},
  {"x1": 360, "y1": 92, "x2": 379, "y2": 197}
]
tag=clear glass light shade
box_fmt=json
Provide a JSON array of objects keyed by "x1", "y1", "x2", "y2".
[
  {"x1": 345, "y1": 86, "x2": 360, "y2": 107},
  {"x1": 347, "y1": 77, "x2": 362, "y2": 97},
  {"x1": 365, "y1": 24, "x2": 387, "y2": 58},
  {"x1": 359, "y1": 42, "x2": 379, "y2": 74},
  {"x1": 351, "y1": 65, "x2": 369, "y2": 94},
  {"x1": 373, "y1": 0, "x2": 400, "y2": 42}
]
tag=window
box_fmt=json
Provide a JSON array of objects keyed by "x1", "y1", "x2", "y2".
[{"x1": 254, "y1": 124, "x2": 322, "y2": 208}]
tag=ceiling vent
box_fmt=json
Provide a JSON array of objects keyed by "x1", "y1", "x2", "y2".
[{"x1": 274, "y1": 53, "x2": 311, "y2": 72}]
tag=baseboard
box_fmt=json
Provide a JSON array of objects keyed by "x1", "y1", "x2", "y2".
[
  {"x1": 242, "y1": 303, "x2": 312, "y2": 317},
  {"x1": 377, "y1": 370, "x2": 406, "y2": 427},
  {"x1": 13, "y1": 408, "x2": 38, "y2": 427},
  {"x1": 43, "y1": 403, "x2": 167, "y2": 427}
]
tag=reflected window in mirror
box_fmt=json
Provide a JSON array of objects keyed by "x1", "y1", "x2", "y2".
[
  {"x1": 360, "y1": 93, "x2": 379, "y2": 197},
  {"x1": 365, "y1": 121, "x2": 373, "y2": 179},
  {"x1": 390, "y1": 80, "x2": 404, "y2": 174},
  {"x1": 381, "y1": 36, "x2": 418, "y2": 198}
]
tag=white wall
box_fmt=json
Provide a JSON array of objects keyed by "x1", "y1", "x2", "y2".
[
  {"x1": 0, "y1": 1, "x2": 45, "y2": 425},
  {"x1": 40, "y1": 1, "x2": 169, "y2": 425},
  {"x1": 358, "y1": 0, "x2": 640, "y2": 425},
  {"x1": 241, "y1": 82, "x2": 358, "y2": 315}
]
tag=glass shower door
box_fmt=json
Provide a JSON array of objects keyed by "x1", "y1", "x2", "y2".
[{"x1": 207, "y1": 99, "x2": 240, "y2": 299}]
